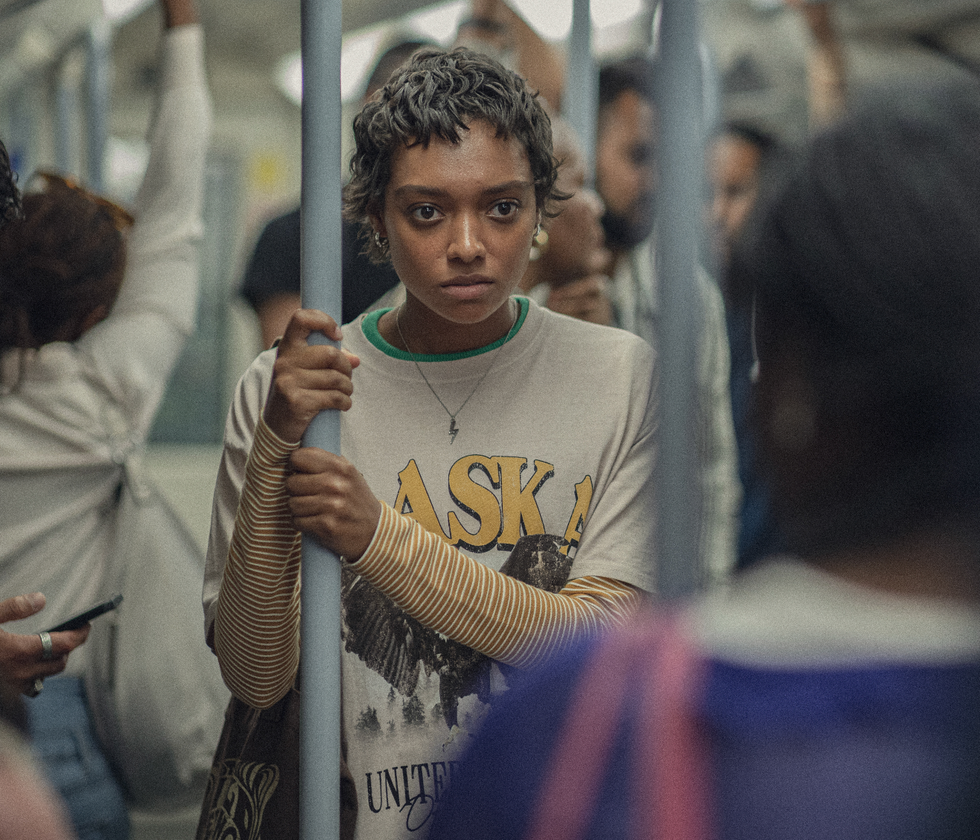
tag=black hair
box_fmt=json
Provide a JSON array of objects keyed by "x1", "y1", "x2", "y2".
[
  {"x1": 0, "y1": 141, "x2": 20, "y2": 228},
  {"x1": 597, "y1": 55, "x2": 660, "y2": 120},
  {"x1": 718, "y1": 121, "x2": 781, "y2": 163},
  {"x1": 729, "y1": 75, "x2": 980, "y2": 556},
  {"x1": 344, "y1": 46, "x2": 564, "y2": 262}
]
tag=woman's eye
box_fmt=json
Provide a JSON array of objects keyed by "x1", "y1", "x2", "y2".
[
  {"x1": 490, "y1": 201, "x2": 519, "y2": 218},
  {"x1": 411, "y1": 205, "x2": 440, "y2": 221}
]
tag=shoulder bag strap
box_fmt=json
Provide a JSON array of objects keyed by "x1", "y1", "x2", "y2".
[{"x1": 525, "y1": 613, "x2": 710, "y2": 840}]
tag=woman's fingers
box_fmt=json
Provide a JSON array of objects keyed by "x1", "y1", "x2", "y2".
[
  {"x1": 263, "y1": 310, "x2": 361, "y2": 442},
  {"x1": 285, "y1": 448, "x2": 382, "y2": 559}
]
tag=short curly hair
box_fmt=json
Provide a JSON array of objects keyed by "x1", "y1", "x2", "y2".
[{"x1": 343, "y1": 46, "x2": 564, "y2": 263}]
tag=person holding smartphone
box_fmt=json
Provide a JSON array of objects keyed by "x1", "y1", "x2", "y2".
[
  {"x1": 0, "y1": 0, "x2": 212, "y2": 836},
  {"x1": 0, "y1": 143, "x2": 93, "y2": 698},
  {"x1": 0, "y1": 594, "x2": 91, "y2": 699}
]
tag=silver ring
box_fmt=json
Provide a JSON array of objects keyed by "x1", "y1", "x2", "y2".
[
  {"x1": 26, "y1": 677, "x2": 43, "y2": 698},
  {"x1": 38, "y1": 631, "x2": 54, "y2": 661}
]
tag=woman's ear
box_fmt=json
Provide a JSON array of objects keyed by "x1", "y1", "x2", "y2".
[{"x1": 369, "y1": 213, "x2": 386, "y2": 239}]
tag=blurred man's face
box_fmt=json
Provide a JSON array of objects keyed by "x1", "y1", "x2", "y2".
[
  {"x1": 707, "y1": 133, "x2": 762, "y2": 267},
  {"x1": 595, "y1": 90, "x2": 658, "y2": 251}
]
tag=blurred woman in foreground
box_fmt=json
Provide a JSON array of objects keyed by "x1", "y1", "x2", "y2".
[{"x1": 428, "y1": 73, "x2": 980, "y2": 840}]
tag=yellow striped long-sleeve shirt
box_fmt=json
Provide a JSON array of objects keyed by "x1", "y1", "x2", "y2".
[{"x1": 214, "y1": 417, "x2": 646, "y2": 709}]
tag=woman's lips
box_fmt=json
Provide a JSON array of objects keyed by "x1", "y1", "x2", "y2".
[{"x1": 442, "y1": 276, "x2": 494, "y2": 300}]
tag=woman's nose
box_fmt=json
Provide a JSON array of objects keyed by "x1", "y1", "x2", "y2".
[{"x1": 447, "y1": 214, "x2": 485, "y2": 262}]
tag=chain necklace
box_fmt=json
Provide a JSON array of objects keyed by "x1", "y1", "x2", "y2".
[{"x1": 395, "y1": 304, "x2": 513, "y2": 444}]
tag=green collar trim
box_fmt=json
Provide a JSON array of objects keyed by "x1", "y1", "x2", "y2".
[{"x1": 362, "y1": 296, "x2": 529, "y2": 361}]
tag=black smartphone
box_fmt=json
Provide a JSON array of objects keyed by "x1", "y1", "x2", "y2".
[{"x1": 46, "y1": 594, "x2": 123, "y2": 633}]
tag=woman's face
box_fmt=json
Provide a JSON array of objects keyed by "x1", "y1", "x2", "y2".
[
  {"x1": 541, "y1": 140, "x2": 609, "y2": 282},
  {"x1": 372, "y1": 119, "x2": 538, "y2": 346}
]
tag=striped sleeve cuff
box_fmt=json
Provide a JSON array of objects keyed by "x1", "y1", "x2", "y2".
[
  {"x1": 348, "y1": 503, "x2": 645, "y2": 668},
  {"x1": 214, "y1": 417, "x2": 303, "y2": 708}
]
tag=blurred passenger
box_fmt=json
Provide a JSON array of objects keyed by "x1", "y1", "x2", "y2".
[
  {"x1": 704, "y1": 0, "x2": 980, "y2": 155},
  {"x1": 706, "y1": 123, "x2": 784, "y2": 279},
  {"x1": 597, "y1": 54, "x2": 739, "y2": 584},
  {"x1": 428, "y1": 73, "x2": 980, "y2": 840},
  {"x1": 519, "y1": 116, "x2": 613, "y2": 327},
  {"x1": 707, "y1": 122, "x2": 790, "y2": 569},
  {"x1": 785, "y1": 0, "x2": 848, "y2": 126},
  {"x1": 454, "y1": 0, "x2": 564, "y2": 112},
  {"x1": 240, "y1": 38, "x2": 431, "y2": 349},
  {"x1": 0, "y1": 142, "x2": 82, "y2": 839},
  {"x1": 0, "y1": 0, "x2": 212, "y2": 836},
  {"x1": 595, "y1": 56, "x2": 659, "y2": 273},
  {"x1": 1, "y1": 136, "x2": 84, "y2": 838},
  {"x1": 0, "y1": 660, "x2": 73, "y2": 840},
  {"x1": 0, "y1": 150, "x2": 80, "y2": 693}
]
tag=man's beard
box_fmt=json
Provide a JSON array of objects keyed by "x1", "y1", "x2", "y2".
[{"x1": 601, "y1": 197, "x2": 656, "y2": 251}]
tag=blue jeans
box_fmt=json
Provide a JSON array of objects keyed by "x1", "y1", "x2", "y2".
[{"x1": 26, "y1": 676, "x2": 129, "y2": 840}]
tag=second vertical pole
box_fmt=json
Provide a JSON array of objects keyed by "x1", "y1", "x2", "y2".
[
  {"x1": 653, "y1": 0, "x2": 704, "y2": 599},
  {"x1": 299, "y1": 0, "x2": 344, "y2": 837}
]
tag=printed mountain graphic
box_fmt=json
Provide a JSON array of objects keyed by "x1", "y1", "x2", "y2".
[{"x1": 342, "y1": 533, "x2": 571, "y2": 729}]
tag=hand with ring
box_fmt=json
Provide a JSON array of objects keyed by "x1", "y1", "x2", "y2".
[{"x1": 0, "y1": 594, "x2": 91, "y2": 698}]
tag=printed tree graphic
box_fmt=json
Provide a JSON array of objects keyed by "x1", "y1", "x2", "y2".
[
  {"x1": 356, "y1": 706, "x2": 381, "y2": 734},
  {"x1": 402, "y1": 694, "x2": 426, "y2": 727}
]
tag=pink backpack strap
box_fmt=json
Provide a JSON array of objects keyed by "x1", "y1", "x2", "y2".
[
  {"x1": 632, "y1": 615, "x2": 712, "y2": 840},
  {"x1": 525, "y1": 613, "x2": 710, "y2": 840}
]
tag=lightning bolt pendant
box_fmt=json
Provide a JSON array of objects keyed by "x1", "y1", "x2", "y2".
[{"x1": 449, "y1": 418, "x2": 459, "y2": 444}]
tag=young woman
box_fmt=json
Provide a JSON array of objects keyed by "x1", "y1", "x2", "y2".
[{"x1": 204, "y1": 47, "x2": 658, "y2": 840}]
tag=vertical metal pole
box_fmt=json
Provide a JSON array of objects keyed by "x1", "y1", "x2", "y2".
[
  {"x1": 565, "y1": 0, "x2": 597, "y2": 179},
  {"x1": 299, "y1": 0, "x2": 343, "y2": 837},
  {"x1": 85, "y1": 19, "x2": 111, "y2": 191},
  {"x1": 654, "y1": 0, "x2": 703, "y2": 598}
]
